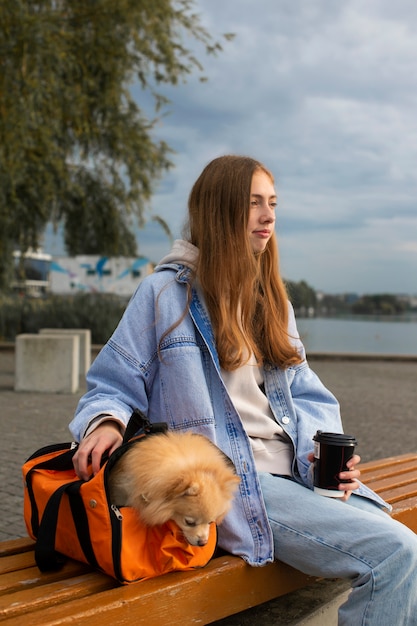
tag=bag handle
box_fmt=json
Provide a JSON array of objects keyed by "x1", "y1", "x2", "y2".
[
  {"x1": 35, "y1": 477, "x2": 100, "y2": 572},
  {"x1": 123, "y1": 408, "x2": 168, "y2": 443},
  {"x1": 35, "y1": 479, "x2": 83, "y2": 571},
  {"x1": 26, "y1": 448, "x2": 77, "y2": 535}
]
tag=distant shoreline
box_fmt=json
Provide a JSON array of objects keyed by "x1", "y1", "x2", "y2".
[{"x1": 296, "y1": 313, "x2": 417, "y2": 323}]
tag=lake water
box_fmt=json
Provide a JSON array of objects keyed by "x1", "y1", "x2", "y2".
[{"x1": 296, "y1": 317, "x2": 417, "y2": 356}]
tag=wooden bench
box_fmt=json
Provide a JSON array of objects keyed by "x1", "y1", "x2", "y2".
[{"x1": 1, "y1": 452, "x2": 417, "y2": 625}]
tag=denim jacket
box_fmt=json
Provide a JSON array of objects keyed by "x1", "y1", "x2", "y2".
[{"x1": 70, "y1": 261, "x2": 389, "y2": 566}]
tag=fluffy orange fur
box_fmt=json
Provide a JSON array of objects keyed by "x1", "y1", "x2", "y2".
[{"x1": 108, "y1": 431, "x2": 240, "y2": 546}]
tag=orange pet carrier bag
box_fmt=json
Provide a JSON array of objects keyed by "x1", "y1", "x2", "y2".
[{"x1": 22, "y1": 410, "x2": 217, "y2": 584}]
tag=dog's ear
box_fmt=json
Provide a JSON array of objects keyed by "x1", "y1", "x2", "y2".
[
  {"x1": 164, "y1": 477, "x2": 200, "y2": 498},
  {"x1": 139, "y1": 493, "x2": 151, "y2": 505},
  {"x1": 182, "y1": 481, "x2": 200, "y2": 497},
  {"x1": 221, "y1": 474, "x2": 241, "y2": 497}
]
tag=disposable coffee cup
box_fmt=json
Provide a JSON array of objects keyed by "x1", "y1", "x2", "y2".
[{"x1": 313, "y1": 431, "x2": 358, "y2": 497}]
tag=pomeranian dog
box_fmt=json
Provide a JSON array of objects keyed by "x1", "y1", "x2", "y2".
[{"x1": 108, "y1": 431, "x2": 240, "y2": 546}]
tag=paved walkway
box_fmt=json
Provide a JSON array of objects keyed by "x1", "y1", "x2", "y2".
[{"x1": 1, "y1": 347, "x2": 416, "y2": 624}]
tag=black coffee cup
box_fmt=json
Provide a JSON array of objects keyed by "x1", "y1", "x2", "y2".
[{"x1": 313, "y1": 431, "x2": 358, "y2": 497}]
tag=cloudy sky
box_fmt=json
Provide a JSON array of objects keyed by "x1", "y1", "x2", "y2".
[{"x1": 46, "y1": 0, "x2": 417, "y2": 295}]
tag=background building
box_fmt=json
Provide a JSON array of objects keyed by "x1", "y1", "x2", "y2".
[{"x1": 50, "y1": 256, "x2": 153, "y2": 296}]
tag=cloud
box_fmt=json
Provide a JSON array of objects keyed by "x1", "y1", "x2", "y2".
[
  {"x1": 45, "y1": 0, "x2": 416, "y2": 295},
  {"x1": 135, "y1": 0, "x2": 417, "y2": 295}
]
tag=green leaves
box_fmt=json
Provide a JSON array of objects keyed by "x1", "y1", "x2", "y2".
[{"x1": 0, "y1": 0, "x2": 229, "y2": 288}]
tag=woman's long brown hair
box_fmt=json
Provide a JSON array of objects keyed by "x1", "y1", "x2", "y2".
[{"x1": 184, "y1": 155, "x2": 302, "y2": 371}]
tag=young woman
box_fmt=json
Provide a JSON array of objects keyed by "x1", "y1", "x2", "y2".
[{"x1": 71, "y1": 155, "x2": 417, "y2": 625}]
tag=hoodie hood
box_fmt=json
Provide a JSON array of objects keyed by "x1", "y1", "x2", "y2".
[{"x1": 156, "y1": 239, "x2": 198, "y2": 272}]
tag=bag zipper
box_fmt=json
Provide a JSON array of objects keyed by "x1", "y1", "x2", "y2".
[{"x1": 111, "y1": 504, "x2": 123, "y2": 521}]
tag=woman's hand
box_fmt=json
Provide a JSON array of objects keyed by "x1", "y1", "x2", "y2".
[
  {"x1": 338, "y1": 454, "x2": 361, "y2": 501},
  {"x1": 307, "y1": 452, "x2": 362, "y2": 502},
  {"x1": 73, "y1": 421, "x2": 123, "y2": 480}
]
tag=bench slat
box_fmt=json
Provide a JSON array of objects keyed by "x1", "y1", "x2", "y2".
[
  {"x1": 0, "y1": 552, "x2": 35, "y2": 576},
  {"x1": 0, "y1": 538, "x2": 34, "y2": 558},
  {"x1": 0, "y1": 555, "x2": 315, "y2": 625},
  {"x1": 0, "y1": 572, "x2": 115, "y2": 621},
  {"x1": 0, "y1": 560, "x2": 95, "y2": 596},
  {"x1": 365, "y1": 471, "x2": 417, "y2": 493},
  {"x1": 376, "y1": 482, "x2": 417, "y2": 502},
  {"x1": 369, "y1": 467, "x2": 417, "y2": 478},
  {"x1": 360, "y1": 454, "x2": 417, "y2": 479},
  {"x1": 361, "y1": 452, "x2": 417, "y2": 468}
]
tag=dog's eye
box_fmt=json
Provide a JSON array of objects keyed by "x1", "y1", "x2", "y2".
[{"x1": 184, "y1": 518, "x2": 197, "y2": 527}]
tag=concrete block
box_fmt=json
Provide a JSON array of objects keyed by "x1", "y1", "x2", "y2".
[
  {"x1": 39, "y1": 328, "x2": 91, "y2": 376},
  {"x1": 294, "y1": 585, "x2": 350, "y2": 626},
  {"x1": 15, "y1": 334, "x2": 80, "y2": 393}
]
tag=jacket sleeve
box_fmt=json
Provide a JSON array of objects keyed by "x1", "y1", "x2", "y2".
[
  {"x1": 290, "y1": 363, "x2": 343, "y2": 488},
  {"x1": 69, "y1": 279, "x2": 160, "y2": 441},
  {"x1": 286, "y1": 302, "x2": 344, "y2": 488}
]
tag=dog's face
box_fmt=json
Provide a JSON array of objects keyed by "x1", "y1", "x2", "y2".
[
  {"x1": 168, "y1": 479, "x2": 234, "y2": 546},
  {"x1": 138, "y1": 471, "x2": 240, "y2": 546}
]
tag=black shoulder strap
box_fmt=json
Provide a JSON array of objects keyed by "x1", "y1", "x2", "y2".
[{"x1": 123, "y1": 408, "x2": 168, "y2": 443}]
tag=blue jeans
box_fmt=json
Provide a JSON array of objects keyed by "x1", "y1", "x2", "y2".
[{"x1": 258, "y1": 473, "x2": 417, "y2": 625}]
